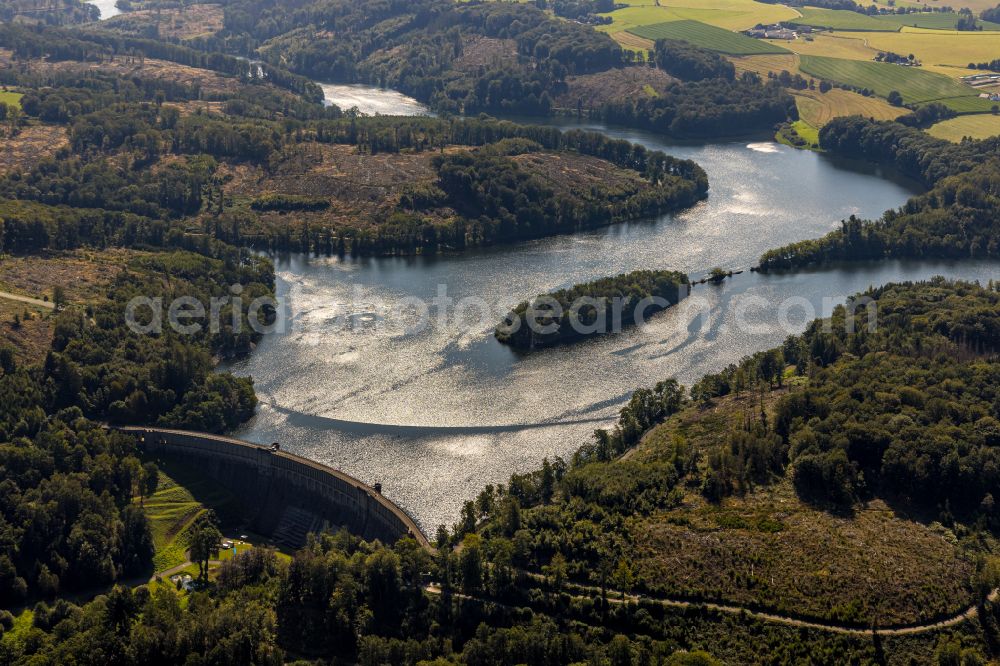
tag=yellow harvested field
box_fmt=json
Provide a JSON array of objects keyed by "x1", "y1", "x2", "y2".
[
  {"x1": 922, "y1": 64, "x2": 982, "y2": 80},
  {"x1": 778, "y1": 32, "x2": 876, "y2": 60},
  {"x1": 875, "y1": 0, "x2": 999, "y2": 10},
  {"x1": 928, "y1": 114, "x2": 1000, "y2": 142},
  {"x1": 731, "y1": 53, "x2": 804, "y2": 78},
  {"x1": 908, "y1": 0, "x2": 997, "y2": 11},
  {"x1": 611, "y1": 30, "x2": 654, "y2": 52},
  {"x1": 792, "y1": 88, "x2": 908, "y2": 127},
  {"x1": 858, "y1": 29, "x2": 1000, "y2": 69},
  {"x1": 599, "y1": 0, "x2": 799, "y2": 35}
]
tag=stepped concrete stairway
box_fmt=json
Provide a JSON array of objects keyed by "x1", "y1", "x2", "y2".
[{"x1": 271, "y1": 505, "x2": 323, "y2": 549}]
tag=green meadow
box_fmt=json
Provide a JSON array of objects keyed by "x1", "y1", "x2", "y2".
[
  {"x1": 798, "y1": 55, "x2": 993, "y2": 111},
  {"x1": 628, "y1": 20, "x2": 789, "y2": 55}
]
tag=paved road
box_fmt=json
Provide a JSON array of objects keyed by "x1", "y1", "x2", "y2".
[
  {"x1": 0, "y1": 290, "x2": 55, "y2": 310},
  {"x1": 427, "y1": 578, "x2": 1000, "y2": 637}
]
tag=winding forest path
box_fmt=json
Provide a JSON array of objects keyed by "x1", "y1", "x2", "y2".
[
  {"x1": 427, "y1": 579, "x2": 1000, "y2": 637},
  {"x1": 0, "y1": 290, "x2": 54, "y2": 309}
]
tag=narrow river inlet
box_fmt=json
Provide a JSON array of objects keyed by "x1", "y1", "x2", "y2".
[{"x1": 223, "y1": 87, "x2": 999, "y2": 531}]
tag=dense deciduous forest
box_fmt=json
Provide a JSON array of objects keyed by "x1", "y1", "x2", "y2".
[
  {"x1": 581, "y1": 39, "x2": 793, "y2": 138},
  {"x1": 0, "y1": 24, "x2": 322, "y2": 101},
  {"x1": 495, "y1": 270, "x2": 689, "y2": 349},
  {"x1": 598, "y1": 76, "x2": 794, "y2": 139},
  {"x1": 758, "y1": 116, "x2": 1000, "y2": 270},
  {"x1": 223, "y1": 0, "x2": 623, "y2": 115},
  {"x1": 689, "y1": 279, "x2": 1000, "y2": 514},
  {"x1": 652, "y1": 39, "x2": 734, "y2": 83}
]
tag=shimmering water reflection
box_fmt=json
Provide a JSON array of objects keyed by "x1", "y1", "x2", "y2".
[{"x1": 224, "y1": 120, "x2": 998, "y2": 531}]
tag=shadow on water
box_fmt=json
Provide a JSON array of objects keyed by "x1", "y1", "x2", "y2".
[{"x1": 267, "y1": 399, "x2": 611, "y2": 436}]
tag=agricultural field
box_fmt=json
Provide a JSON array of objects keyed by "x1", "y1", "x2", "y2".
[
  {"x1": 791, "y1": 7, "x2": 893, "y2": 30},
  {"x1": 791, "y1": 87, "x2": 908, "y2": 125},
  {"x1": 939, "y1": 95, "x2": 1000, "y2": 113},
  {"x1": 877, "y1": 12, "x2": 1000, "y2": 30},
  {"x1": 628, "y1": 19, "x2": 790, "y2": 54},
  {"x1": 928, "y1": 113, "x2": 1000, "y2": 141},
  {"x1": 798, "y1": 55, "x2": 991, "y2": 109},
  {"x1": 611, "y1": 30, "x2": 655, "y2": 51},
  {"x1": 861, "y1": 28, "x2": 1000, "y2": 69},
  {"x1": 770, "y1": 31, "x2": 876, "y2": 60},
  {"x1": 947, "y1": 0, "x2": 1000, "y2": 10},
  {"x1": 790, "y1": 7, "x2": 1000, "y2": 31},
  {"x1": 731, "y1": 53, "x2": 804, "y2": 78},
  {"x1": 596, "y1": 0, "x2": 799, "y2": 38}
]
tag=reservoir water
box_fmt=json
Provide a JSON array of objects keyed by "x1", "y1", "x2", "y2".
[
  {"x1": 224, "y1": 88, "x2": 999, "y2": 531},
  {"x1": 319, "y1": 83, "x2": 430, "y2": 116},
  {"x1": 85, "y1": 0, "x2": 121, "y2": 20}
]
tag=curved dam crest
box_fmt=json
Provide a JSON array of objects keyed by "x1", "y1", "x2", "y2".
[{"x1": 118, "y1": 427, "x2": 431, "y2": 551}]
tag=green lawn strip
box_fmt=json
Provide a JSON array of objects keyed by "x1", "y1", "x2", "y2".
[
  {"x1": 776, "y1": 120, "x2": 821, "y2": 150},
  {"x1": 141, "y1": 457, "x2": 244, "y2": 574}
]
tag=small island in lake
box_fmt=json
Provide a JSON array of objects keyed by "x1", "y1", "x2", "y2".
[{"x1": 495, "y1": 269, "x2": 690, "y2": 349}]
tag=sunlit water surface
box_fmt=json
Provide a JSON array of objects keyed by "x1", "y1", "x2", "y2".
[
  {"x1": 319, "y1": 83, "x2": 430, "y2": 116},
  {"x1": 224, "y1": 90, "x2": 999, "y2": 530},
  {"x1": 85, "y1": 0, "x2": 121, "y2": 19}
]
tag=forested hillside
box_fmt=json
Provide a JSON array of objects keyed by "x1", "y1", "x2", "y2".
[
  {"x1": 6, "y1": 281, "x2": 998, "y2": 664},
  {"x1": 457, "y1": 279, "x2": 1000, "y2": 659},
  {"x1": 758, "y1": 116, "x2": 1000, "y2": 270},
  {"x1": 162, "y1": 0, "x2": 798, "y2": 137},
  {"x1": 0, "y1": 26, "x2": 708, "y2": 257},
  {"x1": 0, "y1": 20, "x2": 282, "y2": 607}
]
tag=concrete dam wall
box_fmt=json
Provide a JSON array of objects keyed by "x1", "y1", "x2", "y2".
[{"x1": 118, "y1": 427, "x2": 430, "y2": 551}]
